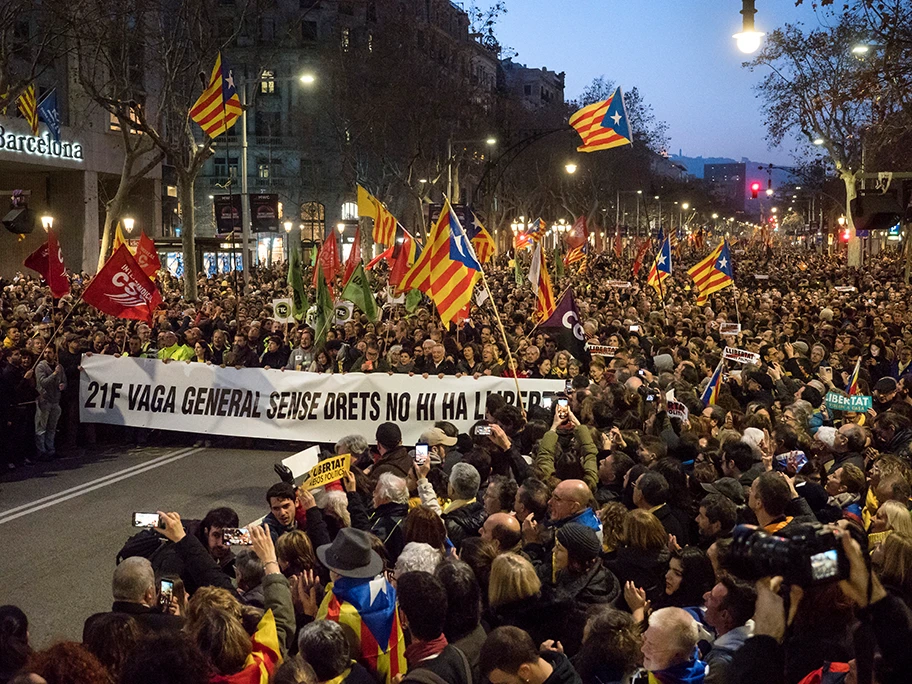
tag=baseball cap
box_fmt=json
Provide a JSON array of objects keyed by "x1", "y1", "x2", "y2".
[
  {"x1": 419, "y1": 427, "x2": 457, "y2": 447},
  {"x1": 701, "y1": 477, "x2": 746, "y2": 505}
]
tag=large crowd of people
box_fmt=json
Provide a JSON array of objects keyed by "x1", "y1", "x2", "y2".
[{"x1": 2, "y1": 244, "x2": 912, "y2": 684}]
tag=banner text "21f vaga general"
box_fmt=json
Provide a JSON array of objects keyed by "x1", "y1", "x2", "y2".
[{"x1": 79, "y1": 355, "x2": 564, "y2": 443}]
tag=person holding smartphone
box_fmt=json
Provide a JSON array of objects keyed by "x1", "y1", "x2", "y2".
[{"x1": 534, "y1": 399, "x2": 599, "y2": 491}]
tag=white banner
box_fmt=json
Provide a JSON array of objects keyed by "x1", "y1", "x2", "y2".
[{"x1": 79, "y1": 356, "x2": 564, "y2": 444}]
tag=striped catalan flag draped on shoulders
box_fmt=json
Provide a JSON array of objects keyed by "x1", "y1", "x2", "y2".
[
  {"x1": 211, "y1": 609, "x2": 282, "y2": 684},
  {"x1": 569, "y1": 86, "x2": 633, "y2": 153},
  {"x1": 529, "y1": 241, "x2": 556, "y2": 321},
  {"x1": 701, "y1": 359, "x2": 725, "y2": 407},
  {"x1": 189, "y1": 52, "x2": 242, "y2": 139},
  {"x1": 317, "y1": 576, "x2": 406, "y2": 684},
  {"x1": 17, "y1": 84, "x2": 39, "y2": 135},
  {"x1": 687, "y1": 240, "x2": 734, "y2": 306},
  {"x1": 397, "y1": 199, "x2": 481, "y2": 326},
  {"x1": 846, "y1": 358, "x2": 861, "y2": 396}
]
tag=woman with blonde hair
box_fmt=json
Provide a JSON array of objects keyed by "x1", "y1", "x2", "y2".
[
  {"x1": 869, "y1": 500, "x2": 912, "y2": 550},
  {"x1": 875, "y1": 533, "x2": 912, "y2": 606},
  {"x1": 605, "y1": 509, "x2": 670, "y2": 604},
  {"x1": 484, "y1": 553, "x2": 571, "y2": 649},
  {"x1": 275, "y1": 530, "x2": 318, "y2": 578}
]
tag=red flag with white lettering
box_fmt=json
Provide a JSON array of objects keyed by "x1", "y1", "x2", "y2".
[
  {"x1": 312, "y1": 234, "x2": 341, "y2": 293},
  {"x1": 342, "y1": 225, "x2": 361, "y2": 286},
  {"x1": 46, "y1": 230, "x2": 70, "y2": 298},
  {"x1": 134, "y1": 232, "x2": 162, "y2": 278},
  {"x1": 82, "y1": 245, "x2": 161, "y2": 322}
]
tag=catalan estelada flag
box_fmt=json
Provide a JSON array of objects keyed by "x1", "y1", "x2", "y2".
[
  {"x1": 17, "y1": 84, "x2": 39, "y2": 135},
  {"x1": 565, "y1": 243, "x2": 587, "y2": 266},
  {"x1": 398, "y1": 199, "x2": 481, "y2": 325},
  {"x1": 216, "y1": 610, "x2": 281, "y2": 684},
  {"x1": 846, "y1": 358, "x2": 861, "y2": 396},
  {"x1": 529, "y1": 241, "x2": 556, "y2": 321},
  {"x1": 646, "y1": 237, "x2": 672, "y2": 296},
  {"x1": 318, "y1": 576, "x2": 406, "y2": 684},
  {"x1": 687, "y1": 240, "x2": 734, "y2": 306},
  {"x1": 528, "y1": 217, "x2": 546, "y2": 243},
  {"x1": 701, "y1": 360, "x2": 725, "y2": 406},
  {"x1": 467, "y1": 212, "x2": 495, "y2": 264},
  {"x1": 569, "y1": 87, "x2": 633, "y2": 153},
  {"x1": 189, "y1": 52, "x2": 242, "y2": 139}
]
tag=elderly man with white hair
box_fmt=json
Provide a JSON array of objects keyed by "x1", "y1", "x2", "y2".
[
  {"x1": 393, "y1": 542, "x2": 443, "y2": 581},
  {"x1": 99, "y1": 556, "x2": 182, "y2": 634},
  {"x1": 369, "y1": 472, "x2": 409, "y2": 563},
  {"x1": 641, "y1": 607, "x2": 707, "y2": 683}
]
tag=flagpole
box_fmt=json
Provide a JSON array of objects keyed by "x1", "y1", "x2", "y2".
[
  {"x1": 731, "y1": 283, "x2": 742, "y2": 327},
  {"x1": 29, "y1": 291, "x2": 84, "y2": 374},
  {"x1": 526, "y1": 282, "x2": 573, "y2": 341},
  {"x1": 478, "y1": 271, "x2": 526, "y2": 418}
]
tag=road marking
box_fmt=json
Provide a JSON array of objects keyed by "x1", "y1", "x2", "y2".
[
  {"x1": 0, "y1": 448, "x2": 204, "y2": 526},
  {"x1": 0, "y1": 449, "x2": 192, "y2": 518}
]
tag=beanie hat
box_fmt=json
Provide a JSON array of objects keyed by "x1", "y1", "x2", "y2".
[
  {"x1": 653, "y1": 353, "x2": 674, "y2": 374},
  {"x1": 376, "y1": 422, "x2": 402, "y2": 450},
  {"x1": 556, "y1": 523, "x2": 600, "y2": 562}
]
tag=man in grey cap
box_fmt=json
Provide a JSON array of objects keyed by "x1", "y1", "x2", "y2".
[{"x1": 419, "y1": 426, "x2": 457, "y2": 466}]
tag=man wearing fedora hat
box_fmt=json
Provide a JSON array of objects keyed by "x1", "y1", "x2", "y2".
[{"x1": 315, "y1": 528, "x2": 406, "y2": 684}]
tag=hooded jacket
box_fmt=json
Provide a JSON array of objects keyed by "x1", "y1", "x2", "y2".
[
  {"x1": 542, "y1": 651, "x2": 583, "y2": 684},
  {"x1": 443, "y1": 501, "x2": 487, "y2": 550},
  {"x1": 647, "y1": 649, "x2": 706, "y2": 684}
]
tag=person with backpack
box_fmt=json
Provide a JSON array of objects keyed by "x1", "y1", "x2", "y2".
[{"x1": 534, "y1": 405, "x2": 598, "y2": 492}]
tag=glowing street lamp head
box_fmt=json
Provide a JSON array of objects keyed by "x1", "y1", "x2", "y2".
[
  {"x1": 681, "y1": 203, "x2": 690, "y2": 210},
  {"x1": 852, "y1": 44, "x2": 870, "y2": 55},
  {"x1": 734, "y1": 31, "x2": 764, "y2": 54},
  {"x1": 41, "y1": 215, "x2": 53, "y2": 231},
  {"x1": 485, "y1": 137, "x2": 497, "y2": 146},
  {"x1": 283, "y1": 220, "x2": 293, "y2": 233},
  {"x1": 813, "y1": 137, "x2": 825, "y2": 146},
  {"x1": 123, "y1": 217, "x2": 135, "y2": 234},
  {"x1": 299, "y1": 73, "x2": 316, "y2": 84},
  {"x1": 565, "y1": 163, "x2": 578, "y2": 174}
]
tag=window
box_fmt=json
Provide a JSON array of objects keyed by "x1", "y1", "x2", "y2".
[
  {"x1": 300, "y1": 159, "x2": 315, "y2": 177},
  {"x1": 257, "y1": 163, "x2": 270, "y2": 179},
  {"x1": 260, "y1": 69, "x2": 276, "y2": 94},
  {"x1": 302, "y1": 21, "x2": 318, "y2": 42},
  {"x1": 523, "y1": 84, "x2": 532, "y2": 96},
  {"x1": 260, "y1": 18, "x2": 275, "y2": 41},
  {"x1": 341, "y1": 202, "x2": 358, "y2": 220},
  {"x1": 255, "y1": 111, "x2": 281, "y2": 138},
  {"x1": 341, "y1": 27, "x2": 351, "y2": 52},
  {"x1": 109, "y1": 109, "x2": 142, "y2": 134},
  {"x1": 214, "y1": 157, "x2": 239, "y2": 177},
  {"x1": 367, "y1": 31, "x2": 373, "y2": 52},
  {"x1": 166, "y1": 185, "x2": 178, "y2": 198}
]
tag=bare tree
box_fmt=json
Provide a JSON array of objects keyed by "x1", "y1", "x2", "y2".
[{"x1": 0, "y1": 1, "x2": 68, "y2": 113}]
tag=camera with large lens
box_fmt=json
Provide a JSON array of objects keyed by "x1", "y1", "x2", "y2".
[{"x1": 727, "y1": 523, "x2": 850, "y2": 587}]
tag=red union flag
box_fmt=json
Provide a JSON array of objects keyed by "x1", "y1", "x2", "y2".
[
  {"x1": 23, "y1": 231, "x2": 70, "y2": 298},
  {"x1": 134, "y1": 232, "x2": 162, "y2": 278},
  {"x1": 83, "y1": 245, "x2": 161, "y2": 322}
]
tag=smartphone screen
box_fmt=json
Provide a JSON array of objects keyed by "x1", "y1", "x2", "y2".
[
  {"x1": 475, "y1": 425, "x2": 492, "y2": 436},
  {"x1": 565, "y1": 379, "x2": 573, "y2": 393},
  {"x1": 160, "y1": 579, "x2": 174, "y2": 600},
  {"x1": 557, "y1": 398, "x2": 569, "y2": 407},
  {"x1": 223, "y1": 528, "x2": 251, "y2": 546},
  {"x1": 414, "y1": 444, "x2": 429, "y2": 465},
  {"x1": 133, "y1": 512, "x2": 161, "y2": 528},
  {"x1": 629, "y1": 325, "x2": 640, "y2": 332},
  {"x1": 541, "y1": 396, "x2": 553, "y2": 409}
]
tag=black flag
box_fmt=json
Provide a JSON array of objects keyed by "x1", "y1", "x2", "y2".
[{"x1": 540, "y1": 290, "x2": 588, "y2": 362}]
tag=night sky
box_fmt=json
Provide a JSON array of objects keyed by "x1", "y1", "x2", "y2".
[{"x1": 496, "y1": 0, "x2": 826, "y2": 165}]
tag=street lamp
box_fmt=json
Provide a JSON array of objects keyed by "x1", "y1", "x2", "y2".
[
  {"x1": 337, "y1": 222, "x2": 345, "y2": 234},
  {"x1": 299, "y1": 73, "x2": 316, "y2": 84},
  {"x1": 813, "y1": 137, "x2": 825, "y2": 145},
  {"x1": 123, "y1": 217, "x2": 135, "y2": 234},
  {"x1": 734, "y1": 0, "x2": 764, "y2": 53},
  {"x1": 851, "y1": 44, "x2": 870, "y2": 55},
  {"x1": 41, "y1": 215, "x2": 53, "y2": 232},
  {"x1": 565, "y1": 162, "x2": 578, "y2": 174},
  {"x1": 448, "y1": 136, "x2": 497, "y2": 200},
  {"x1": 681, "y1": 203, "x2": 690, "y2": 211},
  {"x1": 766, "y1": 188, "x2": 774, "y2": 197},
  {"x1": 283, "y1": 220, "x2": 293, "y2": 233}
]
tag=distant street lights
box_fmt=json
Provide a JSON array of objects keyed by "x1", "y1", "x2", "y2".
[
  {"x1": 447, "y1": 136, "x2": 497, "y2": 200},
  {"x1": 41, "y1": 215, "x2": 53, "y2": 232},
  {"x1": 123, "y1": 217, "x2": 135, "y2": 234},
  {"x1": 564, "y1": 162, "x2": 578, "y2": 174}
]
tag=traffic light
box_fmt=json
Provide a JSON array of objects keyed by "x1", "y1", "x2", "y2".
[
  {"x1": 750, "y1": 182, "x2": 761, "y2": 199},
  {"x1": 842, "y1": 228, "x2": 851, "y2": 242}
]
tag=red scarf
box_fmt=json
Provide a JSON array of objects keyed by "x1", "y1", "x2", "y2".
[{"x1": 405, "y1": 635, "x2": 448, "y2": 668}]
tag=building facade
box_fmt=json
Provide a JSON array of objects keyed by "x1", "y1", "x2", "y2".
[
  {"x1": 705, "y1": 162, "x2": 746, "y2": 213},
  {"x1": 501, "y1": 58, "x2": 565, "y2": 110}
]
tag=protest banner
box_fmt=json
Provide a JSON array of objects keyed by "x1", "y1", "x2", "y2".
[
  {"x1": 824, "y1": 392, "x2": 872, "y2": 412},
  {"x1": 834, "y1": 286, "x2": 857, "y2": 293},
  {"x1": 754, "y1": 274, "x2": 769, "y2": 280},
  {"x1": 282, "y1": 445, "x2": 321, "y2": 479},
  {"x1": 585, "y1": 343, "x2": 619, "y2": 357},
  {"x1": 666, "y1": 399, "x2": 689, "y2": 422},
  {"x1": 272, "y1": 298, "x2": 293, "y2": 323},
  {"x1": 79, "y1": 355, "x2": 564, "y2": 443},
  {"x1": 723, "y1": 347, "x2": 761, "y2": 365},
  {"x1": 303, "y1": 454, "x2": 351, "y2": 489},
  {"x1": 606, "y1": 280, "x2": 632, "y2": 288},
  {"x1": 719, "y1": 323, "x2": 741, "y2": 336}
]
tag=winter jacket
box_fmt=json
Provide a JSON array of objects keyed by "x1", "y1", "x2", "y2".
[
  {"x1": 402, "y1": 645, "x2": 472, "y2": 684},
  {"x1": 485, "y1": 586, "x2": 573, "y2": 652},
  {"x1": 645, "y1": 649, "x2": 706, "y2": 684},
  {"x1": 35, "y1": 359, "x2": 65, "y2": 407},
  {"x1": 370, "y1": 446, "x2": 413, "y2": 485},
  {"x1": 370, "y1": 501, "x2": 408, "y2": 563},
  {"x1": 704, "y1": 622, "x2": 752, "y2": 684},
  {"x1": 558, "y1": 563, "x2": 622, "y2": 656},
  {"x1": 541, "y1": 651, "x2": 583, "y2": 684},
  {"x1": 443, "y1": 501, "x2": 487, "y2": 550},
  {"x1": 535, "y1": 424, "x2": 599, "y2": 491}
]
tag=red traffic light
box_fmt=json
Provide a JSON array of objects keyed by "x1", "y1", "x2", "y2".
[
  {"x1": 750, "y1": 182, "x2": 761, "y2": 199},
  {"x1": 842, "y1": 229, "x2": 850, "y2": 242}
]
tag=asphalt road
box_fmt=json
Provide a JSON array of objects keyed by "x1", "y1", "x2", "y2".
[{"x1": 0, "y1": 442, "x2": 297, "y2": 647}]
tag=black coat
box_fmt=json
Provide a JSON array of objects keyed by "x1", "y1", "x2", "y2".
[
  {"x1": 557, "y1": 563, "x2": 621, "y2": 656},
  {"x1": 604, "y1": 546, "x2": 669, "y2": 605},
  {"x1": 443, "y1": 501, "x2": 487, "y2": 550},
  {"x1": 485, "y1": 585, "x2": 572, "y2": 648},
  {"x1": 370, "y1": 502, "x2": 408, "y2": 563},
  {"x1": 107, "y1": 602, "x2": 183, "y2": 635},
  {"x1": 653, "y1": 504, "x2": 688, "y2": 546}
]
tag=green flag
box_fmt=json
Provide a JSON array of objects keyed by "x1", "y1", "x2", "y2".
[
  {"x1": 313, "y1": 265, "x2": 335, "y2": 347},
  {"x1": 405, "y1": 289, "x2": 423, "y2": 312},
  {"x1": 554, "y1": 246, "x2": 564, "y2": 279},
  {"x1": 342, "y1": 263, "x2": 380, "y2": 323},
  {"x1": 513, "y1": 254, "x2": 522, "y2": 286},
  {"x1": 287, "y1": 244, "x2": 309, "y2": 321}
]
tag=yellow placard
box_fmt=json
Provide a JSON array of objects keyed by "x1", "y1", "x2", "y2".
[{"x1": 303, "y1": 453, "x2": 351, "y2": 490}]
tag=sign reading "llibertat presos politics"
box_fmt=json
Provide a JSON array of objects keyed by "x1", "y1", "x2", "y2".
[{"x1": 79, "y1": 355, "x2": 564, "y2": 443}]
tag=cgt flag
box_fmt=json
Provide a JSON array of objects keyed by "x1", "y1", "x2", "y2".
[
  {"x1": 539, "y1": 290, "x2": 588, "y2": 362},
  {"x1": 134, "y1": 232, "x2": 162, "y2": 279},
  {"x1": 83, "y1": 245, "x2": 161, "y2": 322}
]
